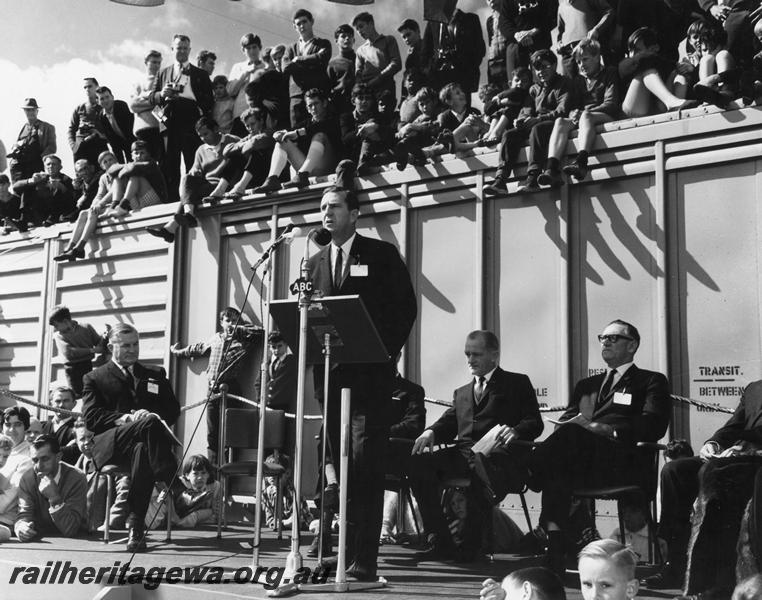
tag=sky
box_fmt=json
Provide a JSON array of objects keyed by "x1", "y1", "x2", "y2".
[{"x1": 0, "y1": 0, "x2": 488, "y2": 173}]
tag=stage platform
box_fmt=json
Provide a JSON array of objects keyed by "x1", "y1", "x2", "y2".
[{"x1": 0, "y1": 524, "x2": 681, "y2": 600}]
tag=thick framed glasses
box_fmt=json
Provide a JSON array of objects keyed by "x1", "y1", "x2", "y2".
[{"x1": 597, "y1": 334, "x2": 633, "y2": 343}]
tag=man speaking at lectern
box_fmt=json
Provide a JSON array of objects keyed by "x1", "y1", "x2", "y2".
[{"x1": 306, "y1": 166, "x2": 417, "y2": 581}]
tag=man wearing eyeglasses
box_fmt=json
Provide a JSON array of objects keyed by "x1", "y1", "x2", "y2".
[{"x1": 527, "y1": 318, "x2": 671, "y2": 576}]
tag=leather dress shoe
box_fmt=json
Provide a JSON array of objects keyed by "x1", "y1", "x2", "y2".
[
  {"x1": 126, "y1": 526, "x2": 147, "y2": 552},
  {"x1": 346, "y1": 563, "x2": 377, "y2": 582},
  {"x1": 145, "y1": 225, "x2": 175, "y2": 243}
]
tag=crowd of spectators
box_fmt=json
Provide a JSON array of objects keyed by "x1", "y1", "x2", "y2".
[{"x1": 1, "y1": 1, "x2": 761, "y2": 245}]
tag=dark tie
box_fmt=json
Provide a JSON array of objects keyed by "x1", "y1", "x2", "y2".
[
  {"x1": 333, "y1": 247, "x2": 343, "y2": 292},
  {"x1": 474, "y1": 376, "x2": 486, "y2": 404},
  {"x1": 125, "y1": 367, "x2": 135, "y2": 392},
  {"x1": 598, "y1": 369, "x2": 616, "y2": 406},
  {"x1": 270, "y1": 358, "x2": 279, "y2": 378}
]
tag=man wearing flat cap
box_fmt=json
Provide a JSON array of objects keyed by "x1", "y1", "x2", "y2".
[{"x1": 9, "y1": 98, "x2": 57, "y2": 185}]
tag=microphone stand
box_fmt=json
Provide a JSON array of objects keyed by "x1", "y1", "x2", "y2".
[
  {"x1": 284, "y1": 230, "x2": 317, "y2": 579},
  {"x1": 249, "y1": 220, "x2": 282, "y2": 568}
]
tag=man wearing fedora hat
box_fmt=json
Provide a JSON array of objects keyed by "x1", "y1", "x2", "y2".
[{"x1": 8, "y1": 98, "x2": 56, "y2": 184}]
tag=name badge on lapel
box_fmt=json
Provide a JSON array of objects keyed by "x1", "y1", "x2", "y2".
[
  {"x1": 147, "y1": 382, "x2": 159, "y2": 395},
  {"x1": 350, "y1": 264, "x2": 368, "y2": 277},
  {"x1": 613, "y1": 392, "x2": 632, "y2": 406}
]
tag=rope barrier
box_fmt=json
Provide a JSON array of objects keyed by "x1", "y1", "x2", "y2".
[
  {"x1": 2, "y1": 387, "x2": 736, "y2": 420},
  {"x1": 180, "y1": 392, "x2": 324, "y2": 420}
]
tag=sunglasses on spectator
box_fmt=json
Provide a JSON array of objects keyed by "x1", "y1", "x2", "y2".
[{"x1": 597, "y1": 334, "x2": 633, "y2": 343}]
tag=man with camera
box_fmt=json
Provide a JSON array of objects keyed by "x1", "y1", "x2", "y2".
[
  {"x1": 68, "y1": 77, "x2": 109, "y2": 167},
  {"x1": 8, "y1": 98, "x2": 57, "y2": 184},
  {"x1": 152, "y1": 34, "x2": 214, "y2": 202},
  {"x1": 12, "y1": 154, "x2": 75, "y2": 227}
]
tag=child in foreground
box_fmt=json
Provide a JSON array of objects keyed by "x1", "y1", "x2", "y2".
[{"x1": 480, "y1": 567, "x2": 566, "y2": 600}]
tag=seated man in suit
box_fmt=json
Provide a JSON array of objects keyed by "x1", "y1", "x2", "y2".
[
  {"x1": 15, "y1": 434, "x2": 87, "y2": 541},
  {"x1": 409, "y1": 329, "x2": 543, "y2": 561},
  {"x1": 645, "y1": 381, "x2": 762, "y2": 600},
  {"x1": 82, "y1": 322, "x2": 180, "y2": 551},
  {"x1": 528, "y1": 319, "x2": 671, "y2": 575}
]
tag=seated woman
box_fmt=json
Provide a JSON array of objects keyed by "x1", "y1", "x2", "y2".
[
  {"x1": 674, "y1": 19, "x2": 738, "y2": 109},
  {"x1": 54, "y1": 142, "x2": 167, "y2": 261},
  {"x1": 619, "y1": 27, "x2": 697, "y2": 118},
  {"x1": 253, "y1": 88, "x2": 341, "y2": 193}
]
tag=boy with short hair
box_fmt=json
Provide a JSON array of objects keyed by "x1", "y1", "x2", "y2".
[
  {"x1": 49, "y1": 305, "x2": 108, "y2": 396},
  {"x1": 393, "y1": 86, "x2": 447, "y2": 170},
  {"x1": 484, "y1": 50, "x2": 574, "y2": 196},
  {"x1": 222, "y1": 107, "x2": 275, "y2": 199},
  {"x1": 481, "y1": 67, "x2": 532, "y2": 146},
  {"x1": 73, "y1": 419, "x2": 130, "y2": 532},
  {"x1": 353, "y1": 12, "x2": 402, "y2": 99},
  {"x1": 539, "y1": 39, "x2": 621, "y2": 186},
  {"x1": 145, "y1": 117, "x2": 239, "y2": 242},
  {"x1": 102, "y1": 140, "x2": 167, "y2": 219},
  {"x1": 578, "y1": 539, "x2": 639, "y2": 600},
  {"x1": 170, "y1": 307, "x2": 262, "y2": 463},
  {"x1": 327, "y1": 24, "x2": 357, "y2": 115},
  {"x1": 42, "y1": 383, "x2": 82, "y2": 464},
  {"x1": 212, "y1": 75, "x2": 235, "y2": 134},
  {"x1": 480, "y1": 567, "x2": 566, "y2": 600},
  {"x1": 253, "y1": 88, "x2": 341, "y2": 192}
]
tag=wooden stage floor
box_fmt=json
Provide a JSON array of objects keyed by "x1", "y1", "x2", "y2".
[{"x1": 0, "y1": 524, "x2": 682, "y2": 600}]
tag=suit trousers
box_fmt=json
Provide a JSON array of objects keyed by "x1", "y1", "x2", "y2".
[
  {"x1": 530, "y1": 424, "x2": 651, "y2": 530},
  {"x1": 317, "y1": 363, "x2": 393, "y2": 575},
  {"x1": 108, "y1": 415, "x2": 178, "y2": 520},
  {"x1": 163, "y1": 98, "x2": 202, "y2": 202}
]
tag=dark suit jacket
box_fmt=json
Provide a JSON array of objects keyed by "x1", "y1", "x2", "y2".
[
  {"x1": 390, "y1": 375, "x2": 426, "y2": 440},
  {"x1": 99, "y1": 100, "x2": 135, "y2": 162},
  {"x1": 559, "y1": 365, "x2": 671, "y2": 443},
  {"x1": 422, "y1": 9, "x2": 486, "y2": 92},
  {"x1": 306, "y1": 233, "x2": 417, "y2": 362},
  {"x1": 154, "y1": 63, "x2": 214, "y2": 119},
  {"x1": 254, "y1": 353, "x2": 297, "y2": 412},
  {"x1": 307, "y1": 233, "x2": 417, "y2": 426},
  {"x1": 81, "y1": 361, "x2": 179, "y2": 465},
  {"x1": 429, "y1": 367, "x2": 543, "y2": 446},
  {"x1": 709, "y1": 380, "x2": 762, "y2": 448},
  {"x1": 42, "y1": 417, "x2": 80, "y2": 465}
]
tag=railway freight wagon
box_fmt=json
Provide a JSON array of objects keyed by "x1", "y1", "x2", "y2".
[{"x1": 1, "y1": 103, "x2": 761, "y2": 526}]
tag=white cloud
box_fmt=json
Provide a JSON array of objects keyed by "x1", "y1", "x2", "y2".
[
  {"x1": 100, "y1": 38, "x2": 171, "y2": 65},
  {"x1": 150, "y1": 1, "x2": 191, "y2": 31}
]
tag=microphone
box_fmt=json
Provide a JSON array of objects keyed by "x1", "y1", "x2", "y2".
[
  {"x1": 310, "y1": 227, "x2": 332, "y2": 246},
  {"x1": 250, "y1": 224, "x2": 299, "y2": 271}
]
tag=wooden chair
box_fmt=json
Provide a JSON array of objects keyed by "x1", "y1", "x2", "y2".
[{"x1": 216, "y1": 406, "x2": 286, "y2": 538}]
